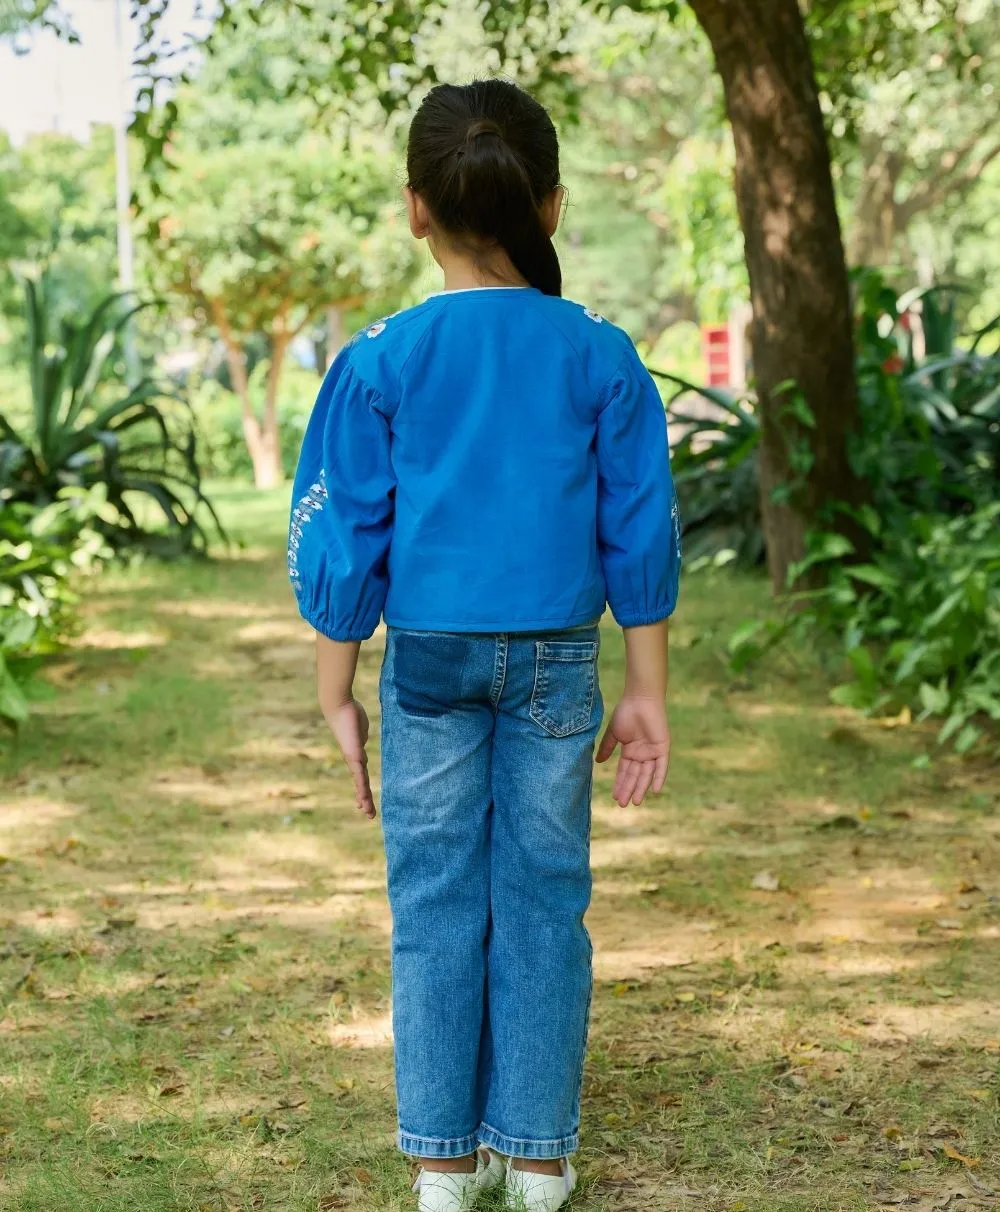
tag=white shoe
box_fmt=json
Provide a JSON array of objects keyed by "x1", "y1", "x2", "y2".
[
  {"x1": 505, "y1": 1158, "x2": 577, "y2": 1211},
  {"x1": 476, "y1": 1148, "x2": 506, "y2": 1192},
  {"x1": 412, "y1": 1151, "x2": 503, "y2": 1211}
]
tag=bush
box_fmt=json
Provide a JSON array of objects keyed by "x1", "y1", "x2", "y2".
[
  {"x1": 0, "y1": 488, "x2": 111, "y2": 725},
  {"x1": 0, "y1": 276, "x2": 222, "y2": 554},
  {"x1": 661, "y1": 277, "x2": 1000, "y2": 570},
  {"x1": 731, "y1": 504, "x2": 1000, "y2": 757}
]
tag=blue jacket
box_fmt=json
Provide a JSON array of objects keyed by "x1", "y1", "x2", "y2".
[{"x1": 288, "y1": 286, "x2": 680, "y2": 640}]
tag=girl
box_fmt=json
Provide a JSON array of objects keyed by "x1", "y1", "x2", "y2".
[{"x1": 289, "y1": 79, "x2": 680, "y2": 1212}]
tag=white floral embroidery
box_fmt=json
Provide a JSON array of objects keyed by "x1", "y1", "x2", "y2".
[
  {"x1": 583, "y1": 307, "x2": 603, "y2": 324},
  {"x1": 288, "y1": 470, "x2": 329, "y2": 595},
  {"x1": 671, "y1": 495, "x2": 682, "y2": 554},
  {"x1": 367, "y1": 321, "x2": 386, "y2": 338}
]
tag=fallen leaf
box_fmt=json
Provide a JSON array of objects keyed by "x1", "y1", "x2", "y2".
[
  {"x1": 656, "y1": 1092, "x2": 682, "y2": 1107},
  {"x1": 676, "y1": 991, "x2": 696, "y2": 1004},
  {"x1": 936, "y1": 919, "x2": 963, "y2": 931},
  {"x1": 832, "y1": 1133, "x2": 848, "y2": 1142},
  {"x1": 612, "y1": 981, "x2": 637, "y2": 997},
  {"x1": 883, "y1": 1124, "x2": 903, "y2": 1141},
  {"x1": 898, "y1": 1157, "x2": 924, "y2": 1171},
  {"x1": 942, "y1": 1143, "x2": 980, "y2": 1167},
  {"x1": 751, "y1": 871, "x2": 780, "y2": 892},
  {"x1": 335, "y1": 1078, "x2": 355, "y2": 1092},
  {"x1": 958, "y1": 880, "x2": 980, "y2": 894},
  {"x1": 927, "y1": 1124, "x2": 961, "y2": 1139},
  {"x1": 158, "y1": 1082, "x2": 184, "y2": 1097},
  {"x1": 43, "y1": 1117, "x2": 69, "y2": 1132},
  {"x1": 353, "y1": 1168, "x2": 372, "y2": 1185},
  {"x1": 218, "y1": 1025, "x2": 235, "y2": 1038},
  {"x1": 964, "y1": 1089, "x2": 990, "y2": 1101},
  {"x1": 931, "y1": 986, "x2": 956, "y2": 998}
]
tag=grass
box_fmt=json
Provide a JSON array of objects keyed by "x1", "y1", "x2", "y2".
[{"x1": 1, "y1": 481, "x2": 999, "y2": 1212}]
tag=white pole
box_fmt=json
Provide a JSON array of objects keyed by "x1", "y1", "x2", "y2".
[{"x1": 113, "y1": 0, "x2": 138, "y2": 377}]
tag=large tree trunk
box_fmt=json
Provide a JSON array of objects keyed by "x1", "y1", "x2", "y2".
[
  {"x1": 689, "y1": 0, "x2": 867, "y2": 592},
  {"x1": 210, "y1": 299, "x2": 284, "y2": 491}
]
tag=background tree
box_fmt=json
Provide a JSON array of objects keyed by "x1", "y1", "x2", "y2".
[{"x1": 145, "y1": 21, "x2": 415, "y2": 489}]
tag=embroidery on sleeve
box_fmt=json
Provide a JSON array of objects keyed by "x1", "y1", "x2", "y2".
[
  {"x1": 288, "y1": 470, "x2": 329, "y2": 595},
  {"x1": 583, "y1": 307, "x2": 604, "y2": 324}
]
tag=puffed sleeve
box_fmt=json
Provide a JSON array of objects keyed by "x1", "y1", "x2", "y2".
[
  {"x1": 287, "y1": 348, "x2": 394, "y2": 641},
  {"x1": 596, "y1": 345, "x2": 681, "y2": 626}
]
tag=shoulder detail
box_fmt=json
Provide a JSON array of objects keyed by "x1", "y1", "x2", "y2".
[
  {"x1": 343, "y1": 299, "x2": 444, "y2": 405},
  {"x1": 529, "y1": 294, "x2": 637, "y2": 393}
]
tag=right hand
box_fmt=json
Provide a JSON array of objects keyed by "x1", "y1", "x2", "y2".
[
  {"x1": 596, "y1": 695, "x2": 671, "y2": 807},
  {"x1": 325, "y1": 698, "x2": 376, "y2": 820}
]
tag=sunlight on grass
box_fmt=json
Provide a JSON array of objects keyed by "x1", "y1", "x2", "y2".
[{"x1": 1, "y1": 485, "x2": 997, "y2": 1212}]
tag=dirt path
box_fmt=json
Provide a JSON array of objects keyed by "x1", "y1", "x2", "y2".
[{"x1": 1, "y1": 486, "x2": 998, "y2": 1212}]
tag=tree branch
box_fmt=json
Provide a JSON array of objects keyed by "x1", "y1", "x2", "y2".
[{"x1": 898, "y1": 124, "x2": 1000, "y2": 224}]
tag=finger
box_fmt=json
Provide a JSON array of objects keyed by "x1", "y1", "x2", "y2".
[
  {"x1": 652, "y1": 753, "x2": 669, "y2": 794},
  {"x1": 631, "y1": 762, "x2": 655, "y2": 806},
  {"x1": 596, "y1": 725, "x2": 617, "y2": 764},
  {"x1": 348, "y1": 755, "x2": 373, "y2": 814},
  {"x1": 612, "y1": 756, "x2": 631, "y2": 804},
  {"x1": 616, "y1": 759, "x2": 641, "y2": 808}
]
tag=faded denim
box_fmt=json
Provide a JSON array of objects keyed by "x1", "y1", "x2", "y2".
[{"x1": 379, "y1": 625, "x2": 602, "y2": 1160}]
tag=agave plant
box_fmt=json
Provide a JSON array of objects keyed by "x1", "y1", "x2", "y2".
[
  {"x1": 0, "y1": 276, "x2": 221, "y2": 553},
  {"x1": 651, "y1": 368, "x2": 764, "y2": 568}
]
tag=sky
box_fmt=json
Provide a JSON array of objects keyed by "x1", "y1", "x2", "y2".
[{"x1": 0, "y1": 0, "x2": 205, "y2": 144}]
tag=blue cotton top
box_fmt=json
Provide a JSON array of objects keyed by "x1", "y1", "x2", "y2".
[{"x1": 288, "y1": 286, "x2": 681, "y2": 641}]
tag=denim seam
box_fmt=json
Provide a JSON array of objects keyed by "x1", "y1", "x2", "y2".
[
  {"x1": 398, "y1": 1129, "x2": 480, "y2": 1145},
  {"x1": 476, "y1": 1122, "x2": 580, "y2": 1157},
  {"x1": 489, "y1": 634, "x2": 508, "y2": 709},
  {"x1": 571, "y1": 763, "x2": 597, "y2": 1130}
]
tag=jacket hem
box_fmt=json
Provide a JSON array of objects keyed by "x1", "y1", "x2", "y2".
[{"x1": 384, "y1": 607, "x2": 605, "y2": 635}]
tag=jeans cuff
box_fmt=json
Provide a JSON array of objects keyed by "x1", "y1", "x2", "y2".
[
  {"x1": 478, "y1": 1122, "x2": 579, "y2": 1159},
  {"x1": 398, "y1": 1128, "x2": 481, "y2": 1158}
]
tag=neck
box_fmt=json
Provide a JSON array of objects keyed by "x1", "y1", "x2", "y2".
[{"x1": 434, "y1": 242, "x2": 529, "y2": 293}]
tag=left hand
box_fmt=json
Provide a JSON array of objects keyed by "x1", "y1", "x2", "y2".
[{"x1": 326, "y1": 697, "x2": 376, "y2": 819}]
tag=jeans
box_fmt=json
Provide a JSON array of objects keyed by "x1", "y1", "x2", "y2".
[{"x1": 379, "y1": 625, "x2": 603, "y2": 1160}]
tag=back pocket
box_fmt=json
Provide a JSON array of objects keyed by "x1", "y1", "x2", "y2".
[{"x1": 530, "y1": 640, "x2": 599, "y2": 738}]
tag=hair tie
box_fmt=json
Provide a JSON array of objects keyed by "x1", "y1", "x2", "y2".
[{"x1": 464, "y1": 119, "x2": 503, "y2": 147}]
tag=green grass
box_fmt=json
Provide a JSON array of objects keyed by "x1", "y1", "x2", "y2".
[{"x1": 1, "y1": 482, "x2": 999, "y2": 1211}]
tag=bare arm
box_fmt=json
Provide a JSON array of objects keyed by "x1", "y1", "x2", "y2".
[
  {"x1": 596, "y1": 620, "x2": 671, "y2": 807},
  {"x1": 316, "y1": 634, "x2": 376, "y2": 820}
]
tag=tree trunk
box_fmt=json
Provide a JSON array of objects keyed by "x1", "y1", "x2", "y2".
[
  {"x1": 210, "y1": 299, "x2": 284, "y2": 491},
  {"x1": 257, "y1": 331, "x2": 290, "y2": 491},
  {"x1": 689, "y1": 0, "x2": 867, "y2": 592},
  {"x1": 847, "y1": 139, "x2": 904, "y2": 267}
]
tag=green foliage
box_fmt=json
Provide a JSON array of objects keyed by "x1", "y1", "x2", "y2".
[
  {"x1": 652, "y1": 370, "x2": 763, "y2": 567},
  {"x1": 0, "y1": 129, "x2": 118, "y2": 352},
  {"x1": 733, "y1": 505, "x2": 1000, "y2": 757},
  {"x1": 191, "y1": 362, "x2": 318, "y2": 482},
  {"x1": 0, "y1": 277, "x2": 220, "y2": 554},
  {"x1": 0, "y1": 489, "x2": 111, "y2": 726}
]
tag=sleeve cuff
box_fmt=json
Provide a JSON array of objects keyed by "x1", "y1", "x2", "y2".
[{"x1": 611, "y1": 604, "x2": 676, "y2": 628}]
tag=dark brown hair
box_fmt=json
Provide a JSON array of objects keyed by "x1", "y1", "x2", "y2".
[{"x1": 406, "y1": 79, "x2": 562, "y2": 297}]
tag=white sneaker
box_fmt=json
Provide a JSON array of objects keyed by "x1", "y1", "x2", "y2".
[
  {"x1": 504, "y1": 1158, "x2": 578, "y2": 1211},
  {"x1": 476, "y1": 1148, "x2": 506, "y2": 1192},
  {"x1": 413, "y1": 1151, "x2": 504, "y2": 1211}
]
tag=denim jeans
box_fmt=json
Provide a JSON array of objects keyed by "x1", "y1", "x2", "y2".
[{"x1": 379, "y1": 625, "x2": 602, "y2": 1160}]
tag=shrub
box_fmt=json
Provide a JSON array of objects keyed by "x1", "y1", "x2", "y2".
[
  {"x1": 0, "y1": 488, "x2": 112, "y2": 725},
  {"x1": 0, "y1": 276, "x2": 222, "y2": 554}
]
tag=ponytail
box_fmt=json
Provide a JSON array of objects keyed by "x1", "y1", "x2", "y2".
[{"x1": 406, "y1": 81, "x2": 563, "y2": 297}]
